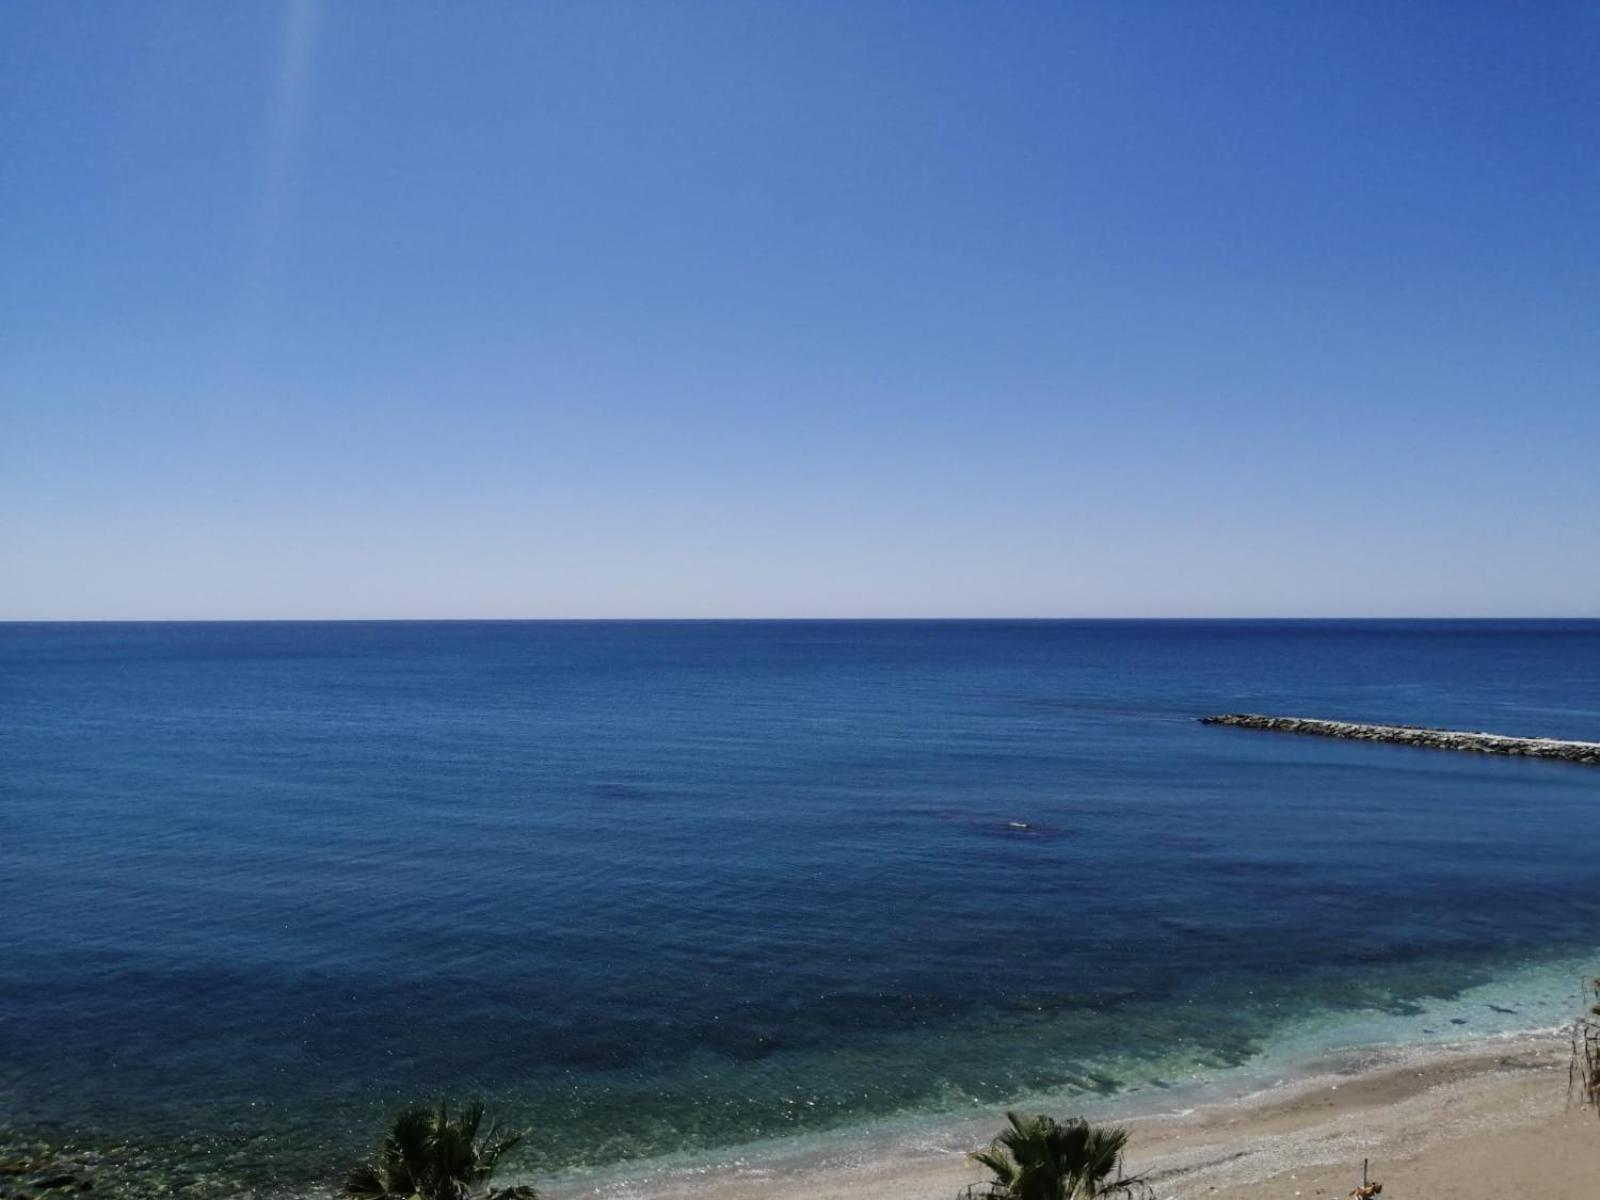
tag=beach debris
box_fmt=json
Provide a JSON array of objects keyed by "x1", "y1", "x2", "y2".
[
  {"x1": 1572, "y1": 975, "x2": 1600, "y2": 1119},
  {"x1": 1349, "y1": 1157, "x2": 1382, "y2": 1199}
]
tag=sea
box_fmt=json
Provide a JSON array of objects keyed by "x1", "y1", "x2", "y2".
[{"x1": 3, "y1": 620, "x2": 1599, "y2": 1194}]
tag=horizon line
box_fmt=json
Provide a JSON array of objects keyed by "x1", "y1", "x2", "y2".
[{"x1": 4, "y1": 615, "x2": 1598, "y2": 625}]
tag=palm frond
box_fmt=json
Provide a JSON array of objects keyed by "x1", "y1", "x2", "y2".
[
  {"x1": 477, "y1": 1126, "x2": 525, "y2": 1174},
  {"x1": 342, "y1": 1163, "x2": 395, "y2": 1200},
  {"x1": 970, "y1": 1112, "x2": 1145, "y2": 1200},
  {"x1": 969, "y1": 1149, "x2": 1019, "y2": 1184},
  {"x1": 344, "y1": 1100, "x2": 533, "y2": 1200}
]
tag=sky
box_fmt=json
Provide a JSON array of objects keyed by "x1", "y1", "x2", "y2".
[{"x1": 2, "y1": 1, "x2": 1596, "y2": 619}]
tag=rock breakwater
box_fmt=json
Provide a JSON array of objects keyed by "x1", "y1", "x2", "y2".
[{"x1": 1199, "y1": 714, "x2": 1600, "y2": 765}]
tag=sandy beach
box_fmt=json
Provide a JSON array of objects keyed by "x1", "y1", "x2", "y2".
[{"x1": 574, "y1": 1030, "x2": 1599, "y2": 1200}]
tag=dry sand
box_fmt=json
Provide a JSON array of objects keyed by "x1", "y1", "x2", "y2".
[{"x1": 571, "y1": 1030, "x2": 1600, "y2": 1200}]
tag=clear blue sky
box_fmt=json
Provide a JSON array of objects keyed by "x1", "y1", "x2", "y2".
[{"x1": 3, "y1": 2, "x2": 1596, "y2": 619}]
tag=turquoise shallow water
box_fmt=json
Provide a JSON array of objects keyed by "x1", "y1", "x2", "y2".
[
  {"x1": 2, "y1": 620, "x2": 1598, "y2": 1191},
  {"x1": 569, "y1": 951, "x2": 1594, "y2": 1198}
]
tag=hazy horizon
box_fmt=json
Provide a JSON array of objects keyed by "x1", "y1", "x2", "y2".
[
  {"x1": 4, "y1": 615, "x2": 1599, "y2": 625},
  {"x1": 4, "y1": 2, "x2": 1596, "y2": 620}
]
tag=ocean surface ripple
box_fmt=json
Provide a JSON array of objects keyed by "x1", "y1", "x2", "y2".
[{"x1": 3, "y1": 620, "x2": 1599, "y2": 1188}]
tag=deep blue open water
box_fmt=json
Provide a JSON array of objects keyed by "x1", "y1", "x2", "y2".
[{"x1": 3, "y1": 620, "x2": 1599, "y2": 1189}]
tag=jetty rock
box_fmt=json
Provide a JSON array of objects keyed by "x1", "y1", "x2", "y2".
[{"x1": 1198, "y1": 713, "x2": 1600, "y2": 766}]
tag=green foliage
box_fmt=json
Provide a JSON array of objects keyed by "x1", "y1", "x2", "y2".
[
  {"x1": 968, "y1": 1111, "x2": 1146, "y2": 1200},
  {"x1": 342, "y1": 1101, "x2": 538, "y2": 1200}
]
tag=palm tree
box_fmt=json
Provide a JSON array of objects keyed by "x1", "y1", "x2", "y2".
[
  {"x1": 342, "y1": 1100, "x2": 539, "y2": 1200},
  {"x1": 968, "y1": 1111, "x2": 1145, "y2": 1200}
]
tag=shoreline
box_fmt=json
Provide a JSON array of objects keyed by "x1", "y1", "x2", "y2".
[
  {"x1": 3, "y1": 1024, "x2": 1593, "y2": 1200},
  {"x1": 8, "y1": 951, "x2": 1598, "y2": 1197},
  {"x1": 546, "y1": 948, "x2": 1600, "y2": 1197},
  {"x1": 563, "y1": 1028, "x2": 1597, "y2": 1199}
]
